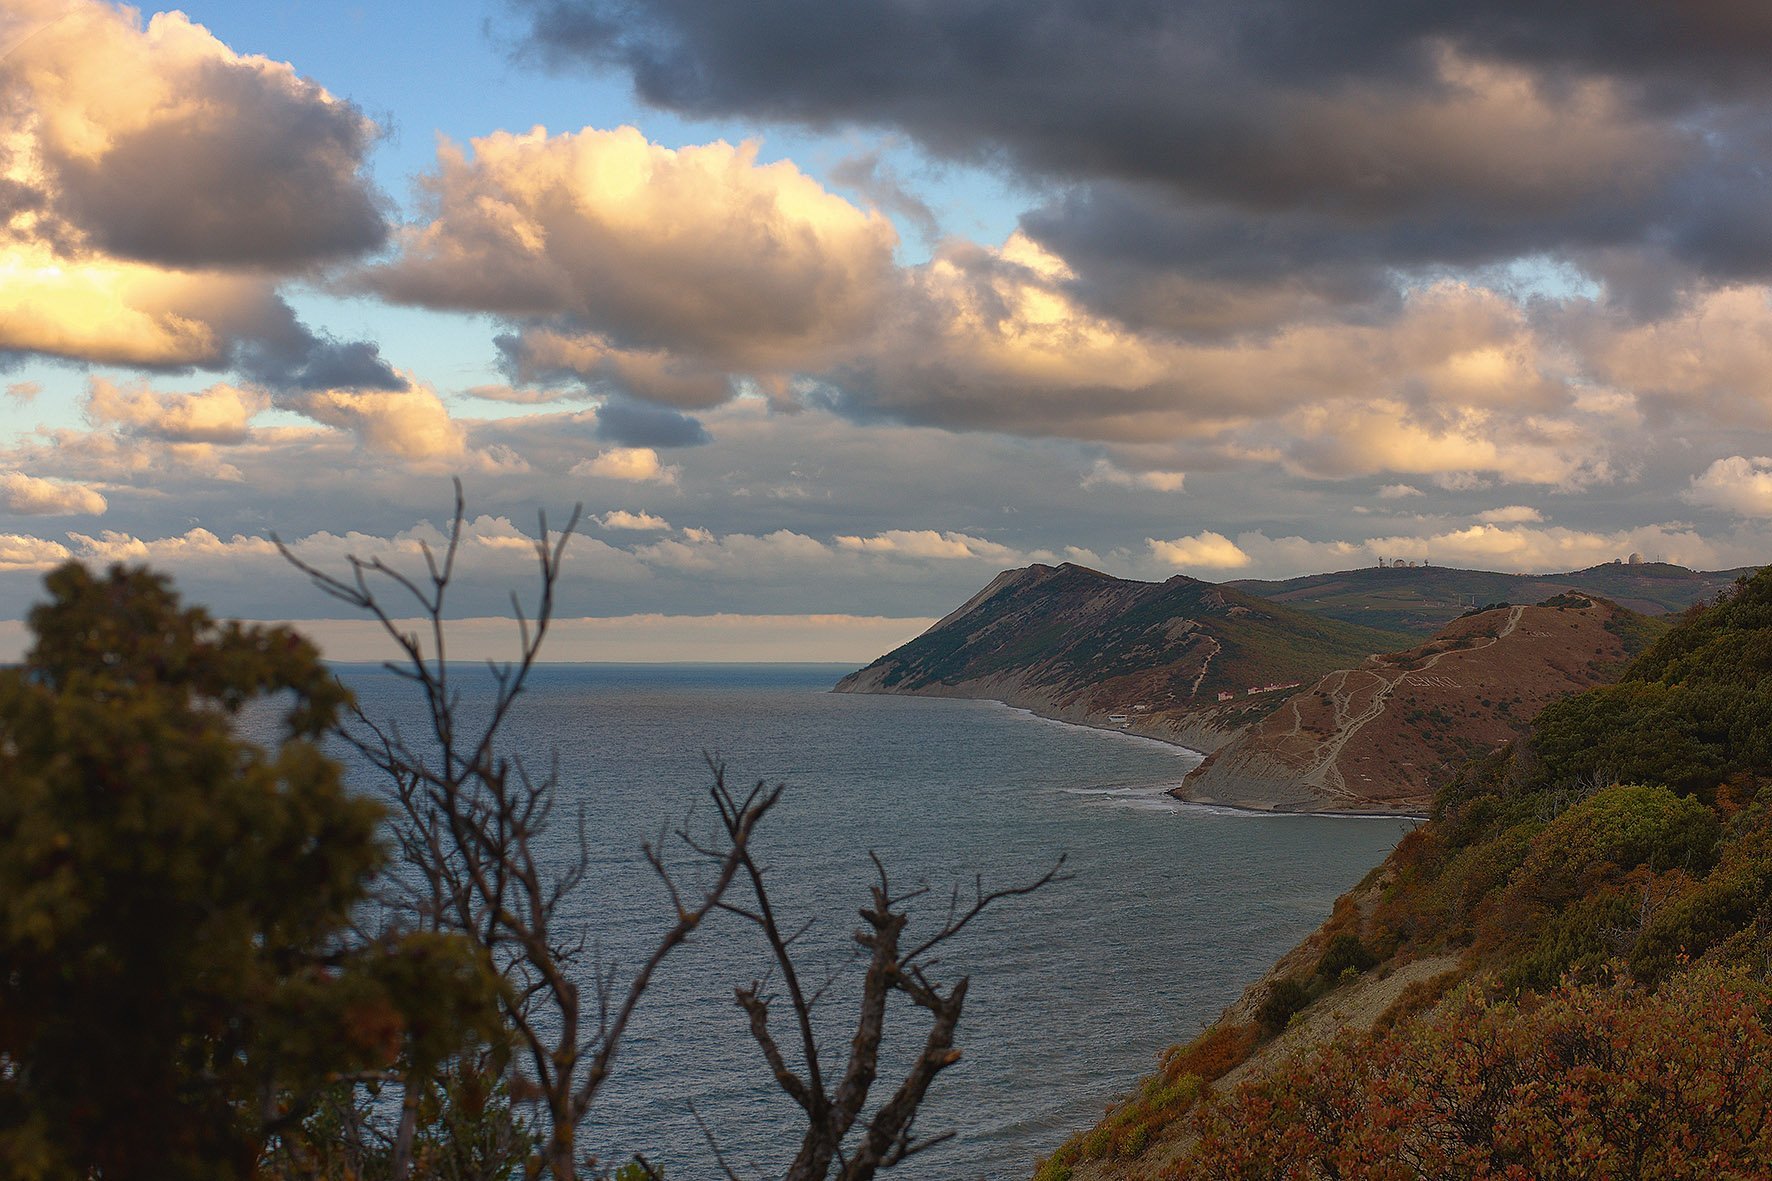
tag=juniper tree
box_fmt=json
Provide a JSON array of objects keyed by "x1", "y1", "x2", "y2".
[{"x1": 0, "y1": 563, "x2": 500, "y2": 1181}]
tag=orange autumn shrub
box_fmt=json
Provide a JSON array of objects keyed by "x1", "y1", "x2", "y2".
[{"x1": 1176, "y1": 965, "x2": 1772, "y2": 1181}]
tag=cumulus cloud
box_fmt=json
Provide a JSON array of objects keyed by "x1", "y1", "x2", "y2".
[
  {"x1": 833, "y1": 257, "x2": 1585, "y2": 447},
  {"x1": 0, "y1": 472, "x2": 105, "y2": 516},
  {"x1": 4, "y1": 0, "x2": 385, "y2": 268},
  {"x1": 833, "y1": 529, "x2": 1018, "y2": 562},
  {"x1": 1378, "y1": 484, "x2": 1423, "y2": 499},
  {"x1": 504, "y1": 0, "x2": 1772, "y2": 499},
  {"x1": 1687, "y1": 456, "x2": 1772, "y2": 518},
  {"x1": 523, "y1": 1, "x2": 1772, "y2": 292},
  {"x1": 1476, "y1": 505, "x2": 1545, "y2": 523},
  {"x1": 0, "y1": 1, "x2": 397, "y2": 385},
  {"x1": 1145, "y1": 531, "x2": 1251, "y2": 570},
  {"x1": 280, "y1": 384, "x2": 464, "y2": 460},
  {"x1": 5, "y1": 382, "x2": 40, "y2": 403},
  {"x1": 85, "y1": 379, "x2": 267, "y2": 443},
  {"x1": 1578, "y1": 287, "x2": 1772, "y2": 426},
  {"x1": 572, "y1": 446, "x2": 678, "y2": 483},
  {"x1": 361, "y1": 124, "x2": 898, "y2": 384},
  {"x1": 0, "y1": 533, "x2": 74, "y2": 571},
  {"x1": 599, "y1": 509, "x2": 670, "y2": 530}
]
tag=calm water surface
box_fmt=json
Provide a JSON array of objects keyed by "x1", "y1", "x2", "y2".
[{"x1": 331, "y1": 663, "x2": 1410, "y2": 1178}]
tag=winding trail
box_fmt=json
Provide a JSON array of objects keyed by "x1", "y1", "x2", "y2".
[{"x1": 1310, "y1": 605, "x2": 1524, "y2": 798}]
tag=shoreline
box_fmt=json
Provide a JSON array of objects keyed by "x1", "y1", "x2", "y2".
[{"x1": 850, "y1": 684, "x2": 1430, "y2": 818}]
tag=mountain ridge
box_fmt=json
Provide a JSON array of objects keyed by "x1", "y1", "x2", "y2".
[{"x1": 835, "y1": 561, "x2": 1406, "y2": 754}]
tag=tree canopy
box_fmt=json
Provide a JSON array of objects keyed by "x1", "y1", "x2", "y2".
[{"x1": 0, "y1": 563, "x2": 498, "y2": 1180}]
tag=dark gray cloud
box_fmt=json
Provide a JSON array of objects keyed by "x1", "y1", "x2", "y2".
[
  {"x1": 517, "y1": 0, "x2": 1772, "y2": 312},
  {"x1": 495, "y1": 329, "x2": 735, "y2": 409},
  {"x1": 27, "y1": 46, "x2": 388, "y2": 271},
  {"x1": 593, "y1": 395, "x2": 712, "y2": 447},
  {"x1": 227, "y1": 297, "x2": 407, "y2": 393}
]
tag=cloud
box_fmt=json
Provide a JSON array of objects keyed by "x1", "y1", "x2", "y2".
[
  {"x1": 461, "y1": 384, "x2": 582, "y2": 405},
  {"x1": 1080, "y1": 459, "x2": 1185, "y2": 493},
  {"x1": 279, "y1": 384, "x2": 465, "y2": 460},
  {"x1": 0, "y1": 472, "x2": 106, "y2": 516},
  {"x1": 5, "y1": 382, "x2": 40, "y2": 403},
  {"x1": 0, "y1": 1, "x2": 397, "y2": 385},
  {"x1": 361, "y1": 124, "x2": 898, "y2": 383},
  {"x1": 571, "y1": 446, "x2": 678, "y2": 482},
  {"x1": 828, "y1": 147, "x2": 940, "y2": 242},
  {"x1": 1223, "y1": 521, "x2": 1720, "y2": 577},
  {"x1": 1378, "y1": 484, "x2": 1423, "y2": 499},
  {"x1": 1578, "y1": 287, "x2": 1772, "y2": 426},
  {"x1": 85, "y1": 379, "x2": 267, "y2": 444},
  {"x1": 523, "y1": 2, "x2": 1772, "y2": 286},
  {"x1": 0, "y1": 534, "x2": 74, "y2": 571},
  {"x1": 1145, "y1": 531, "x2": 1251, "y2": 570},
  {"x1": 247, "y1": 612, "x2": 938, "y2": 664},
  {"x1": 1476, "y1": 505, "x2": 1545, "y2": 523},
  {"x1": 633, "y1": 528, "x2": 830, "y2": 573},
  {"x1": 592, "y1": 395, "x2": 711, "y2": 447},
  {"x1": 1687, "y1": 456, "x2": 1772, "y2": 518},
  {"x1": 833, "y1": 529, "x2": 1018, "y2": 561},
  {"x1": 4, "y1": 0, "x2": 386, "y2": 269},
  {"x1": 599, "y1": 509, "x2": 670, "y2": 530},
  {"x1": 1434, "y1": 472, "x2": 1497, "y2": 493}
]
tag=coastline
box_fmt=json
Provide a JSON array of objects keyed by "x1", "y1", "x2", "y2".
[{"x1": 839, "y1": 681, "x2": 1429, "y2": 817}]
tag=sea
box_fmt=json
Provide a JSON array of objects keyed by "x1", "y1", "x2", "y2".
[{"x1": 326, "y1": 662, "x2": 1412, "y2": 1178}]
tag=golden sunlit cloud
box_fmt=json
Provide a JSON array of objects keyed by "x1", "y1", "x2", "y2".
[
  {"x1": 362, "y1": 124, "x2": 898, "y2": 387},
  {"x1": 572, "y1": 446, "x2": 677, "y2": 482},
  {"x1": 0, "y1": 472, "x2": 106, "y2": 516},
  {"x1": 1145, "y1": 531, "x2": 1252, "y2": 570}
]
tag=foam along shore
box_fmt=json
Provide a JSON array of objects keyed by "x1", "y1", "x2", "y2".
[{"x1": 988, "y1": 697, "x2": 1432, "y2": 821}]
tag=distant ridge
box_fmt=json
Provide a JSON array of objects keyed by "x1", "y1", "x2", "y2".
[
  {"x1": 837, "y1": 560, "x2": 1713, "y2": 810},
  {"x1": 835, "y1": 562, "x2": 1405, "y2": 752},
  {"x1": 1231, "y1": 561, "x2": 1752, "y2": 633}
]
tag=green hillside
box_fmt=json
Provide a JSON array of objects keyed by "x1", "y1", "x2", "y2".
[
  {"x1": 837, "y1": 562, "x2": 1407, "y2": 712},
  {"x1": 1044, "y1": 565, "x2": 1772, "y2": 1179},
  {"x1": 1232, "y1": 561, "x2": 1753, "y2": 633}
]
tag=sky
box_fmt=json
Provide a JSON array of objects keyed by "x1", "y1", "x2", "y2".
[{"x1": 7, "y1": 0, "x2": 1772, "y2": 660}]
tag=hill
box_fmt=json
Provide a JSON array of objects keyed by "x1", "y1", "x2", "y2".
[
  {"x1": 1040, "y1": 566, "x2": 1772, "y2": 1180},
  {"x1": 1231, "y1": 561, "x2": 1750, "y2": 633},
  {"x1": 1178, "y1": 594, "x2": 1665, "y2": 812},
  {"x1": 834, "y1": 562, "x2": 1407, "y2": 750}
]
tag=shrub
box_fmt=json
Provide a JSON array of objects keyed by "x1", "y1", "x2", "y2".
[
  {"x1": 1257, "y1": 975, "x2": 1317, "y2": 1031},
  {"x1": 1315, "y1": 933, "x2": 1379, "y2": 981},
  {"x1": 1181, "y1": 966, "x2": 1772, "y2": 1180}
]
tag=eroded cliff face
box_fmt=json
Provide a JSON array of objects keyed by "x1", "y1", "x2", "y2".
[
  {"x1": 833, "y1": 562, "x2": 1405, "y2": 755},
  {"x1": 1178, "y1": 598, "x2": 1645, "y2": 812}
]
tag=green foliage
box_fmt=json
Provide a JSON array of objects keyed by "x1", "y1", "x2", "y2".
[
  {"x1": 1151, "y1": 567, "x2": 1772, "y2": 1173},
  {"x1": 1516, "y1": 784, "x2": 1719, "y2": 907},
  {"x1": 1256, "y1": 975, "x2": 1317, "y2": 1031},
  {"x1": 1315, "y1": 932, "x2": 1378, "y2": 981},
  {"x1": 268, "y1": 1062, "x2": 533, "y2": 1180},
  {"x1": 0, "y1": 563, "x2": 500, "y2": 1180}
]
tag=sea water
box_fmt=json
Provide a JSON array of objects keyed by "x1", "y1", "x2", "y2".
[{"x1": 329, "y1": 663, "x2": 1411, "y2": 1178}]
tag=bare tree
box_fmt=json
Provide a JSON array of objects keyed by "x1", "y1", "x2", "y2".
[
  {"x1": 280, "y1": 483, "x2": 1063, "y2": 1178},
  {"x1": 686, "y1": 779, "x2": 1069, "y2": 1180}
]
